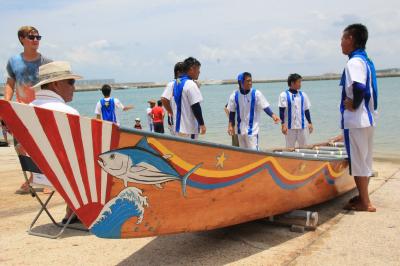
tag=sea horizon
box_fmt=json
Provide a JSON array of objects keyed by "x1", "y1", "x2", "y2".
[{"x1": 61, "y1": 77, "x2": 400, "y2": 161}]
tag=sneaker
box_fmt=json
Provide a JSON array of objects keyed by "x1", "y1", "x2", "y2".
[{"x1": 15, "y1": 187, "x2": 30, "y2": 195}]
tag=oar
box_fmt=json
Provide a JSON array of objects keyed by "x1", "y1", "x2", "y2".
[{"x1": 295, "y1": 149, "x2": 347, "y2": 155}]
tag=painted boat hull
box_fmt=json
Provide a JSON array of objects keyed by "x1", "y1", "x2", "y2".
[{"x1": 0, "y1": 100, "x2": 354, "y2": 239}]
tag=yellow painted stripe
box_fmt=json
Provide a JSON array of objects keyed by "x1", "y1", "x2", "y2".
[{"x1": 148, "y1": 138, "x2": 345, "y2": 181}]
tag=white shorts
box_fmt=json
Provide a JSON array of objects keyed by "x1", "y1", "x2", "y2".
[
  {"x1": 285, "y1": 129, "x2": 308, "y2": 148},
  {"x1": 238, "y1": 134, "x2": 259, "y2": 150},
  {"x1": 344, "y1": 127, "x2": 374, "y2": 177}
]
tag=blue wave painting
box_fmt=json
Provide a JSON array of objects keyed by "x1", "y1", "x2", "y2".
[{"x1": 90, "y1": 187, "x2": 148, "y2": 238}]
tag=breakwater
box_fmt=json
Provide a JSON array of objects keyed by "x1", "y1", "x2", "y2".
[{"x1": 1, "y1": 72, "x2": 399, "y2": 96}]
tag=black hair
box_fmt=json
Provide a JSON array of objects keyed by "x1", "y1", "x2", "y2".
[
  {"x1": 157, "y1": 100, "x2": 162, "y2": 106},
  {"x1": 242, "y1": 72, "x2": 252, "y2": 80},
  {"x1": 287, "y1": 73, "x2": 302, "y2": 87},
  {"x1": 174, "y1": 62, "x2": 185, "y2": 79},
  {"x1": 344, "y1": 23, "x2": 368, "y2": 50},
  {"x1": 183, "y1": 57, "x2": 201, "y2": 73},
  {"x1": 101, "y1": 84, "x2": 111, "y2": 97}
]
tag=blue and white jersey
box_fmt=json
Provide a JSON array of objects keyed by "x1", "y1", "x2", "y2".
[
  {"x1": 340, "y1": 56, "x2": 377, "y2": 129},
  {"x1": 278, "y1": 90, "x2": 311, "y2": 129},
  {"x1": 227, "y1": 88, "x2": 270, "y2": 136},
  {"x1": 170, "y1": 78, "x2": 203, "y2": 134},
  {"x1": 94, "y1": 97, "x2": 124, "y2": 125},
  {"x1": 161, "y1": 80, "x2": 174, "y2": 100}
]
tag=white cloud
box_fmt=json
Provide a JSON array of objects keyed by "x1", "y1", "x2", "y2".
[{"x1": 1, "y1": 0, "x2": 400, "y2": 81}]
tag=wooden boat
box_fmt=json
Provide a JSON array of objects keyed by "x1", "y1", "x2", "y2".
[{"x1": 0, "y1": 100, "x2": 354, "y2": 239}]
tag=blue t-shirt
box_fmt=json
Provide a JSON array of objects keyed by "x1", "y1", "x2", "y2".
[{"x1": 6, "y1": 53, "x2": 52, "y2": 103}]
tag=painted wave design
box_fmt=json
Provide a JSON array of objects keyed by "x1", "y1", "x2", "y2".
[{"x1": 90, "y1": 187, "x2": 148, "y2": 238}]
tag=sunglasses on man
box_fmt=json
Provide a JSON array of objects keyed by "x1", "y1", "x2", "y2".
[{"x1": 26, "y1": 35, "x2": 42, "y2": 41}]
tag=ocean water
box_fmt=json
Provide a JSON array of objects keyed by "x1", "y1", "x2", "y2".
[{"x1": 70, "y1": 77, "x2": 400, "y2": 159}]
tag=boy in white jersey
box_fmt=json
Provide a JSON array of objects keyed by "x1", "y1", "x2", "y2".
[
  {"x1": 161, "y1": 62, "x2": 184, "y2": 135},
  {"x1": 341, "y1": 23, "x2": 378, "y2": 212},
  {"x1": 169, "y1": 57, "x2": 206, "y2": 139},
  {"x1": 278, "y1": 73, "x2": 313, "y2": 148},
  {"x1": 227, "y1": 72, "x2": 280, "y2": 150}
]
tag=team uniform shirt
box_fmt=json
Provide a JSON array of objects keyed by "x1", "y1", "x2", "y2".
[
  {"x1": 30, "y1": 90, "x2": 79, "y2": 115},
  {"x1": 6, "y1": 53, "x2": 52, "y2": 104},
  {"x1": 94, "y1": 97, "x2": 124, "y2": 125},
  {"x1": 171, "y1": 79, "x2": 203, "y2": 135},
  {"x1": 161, "y1": 81, "x2": 174, "y2": 100},
  {"x1": 340, "y1": 57, "x2": 376, "y2": 129},
  {"x1": 161, "y1": 81, "x2": 176, "y2": 135},
  {"x1": 227, "y1": 88, "x2": 270, "y2": 136},
  {"x1": 278, "y1": 90, "x2": 311, "y2": 129}
]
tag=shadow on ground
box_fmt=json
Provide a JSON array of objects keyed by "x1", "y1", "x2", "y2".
[
  {"x1": 117, "y1": 189, "x2": 357, "y2": 266},
  {"x1": 27, "y1": 222, "x2": 90, "y2": 239}
]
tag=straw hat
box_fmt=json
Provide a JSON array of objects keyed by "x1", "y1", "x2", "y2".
[
  {"x1": 33, "y1": 61, "x2": 83, "y2": 88},
  {"x1": 147, "y1": 99, "x2": 156, "y2": 104}
]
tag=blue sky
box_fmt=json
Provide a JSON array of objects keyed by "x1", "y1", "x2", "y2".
[{"x1": 1, "y1": 0, "x2": 400, "y2": 82}]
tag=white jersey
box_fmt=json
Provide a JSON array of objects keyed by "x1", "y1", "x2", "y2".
[
  {"x1": 278, "y1": 90, "x2": 311, "y2": 129},
  {"x1": 30, "y1": 90, "x2": 79, "y2": 115},
  {"x1": 94, "y1": 97, "x2": 124, "y2": 125},
  {"x1": 341, "y1": 57, "x2": 376, "y2": 129},
  {"x1": 171, "y1": 79, "x2": 203, "y2": 135},
  {"x1": 161, "y1": 81, "x2": 174, "y2": 100},
  {"x1": 227, "y1": 88, "x2": 270, "y2": 136}
]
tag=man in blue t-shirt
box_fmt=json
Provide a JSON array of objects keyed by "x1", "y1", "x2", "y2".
[
  {"x1": 95, "y1": 84, "x2": 133, "y2": 126},
  {"x1": 2, "y1": 25, "x2": 52, "y2": 194}
]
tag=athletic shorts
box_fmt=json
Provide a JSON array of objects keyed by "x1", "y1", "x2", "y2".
[
  {"x1": 285, "y1": 128, "x2": 308, "y2": 148},
  {"x1": 237, "y1": 134, "x2": 259, "y2": 151},
  {"x1": 343, "y1": 127, "x2": 374, "y2": 177}
]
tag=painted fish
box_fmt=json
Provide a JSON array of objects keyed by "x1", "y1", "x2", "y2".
[{"x1": 97, "y1": 137, "x2": 202, "y2": 196}]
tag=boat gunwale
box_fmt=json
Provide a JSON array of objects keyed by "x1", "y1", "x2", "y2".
[{"x1": 119, "y1": 125, "x2": 347, "y2": 162}]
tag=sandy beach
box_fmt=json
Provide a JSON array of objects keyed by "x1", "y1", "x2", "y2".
[{"x1": 0, "y1": 143, "x2": 399, "y2": 265}]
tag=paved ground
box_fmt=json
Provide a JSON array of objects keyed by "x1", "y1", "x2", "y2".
[{"x1": 0, "y1": 144, "x2": 399, "y2": 265}]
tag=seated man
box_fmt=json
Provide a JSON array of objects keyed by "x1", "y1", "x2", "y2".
[{"x1": 31, "y1": 61, "x2": 82, "y2": 224}]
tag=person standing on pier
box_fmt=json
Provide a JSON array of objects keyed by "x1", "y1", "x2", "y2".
[
  {"x1": 146, "y1": 100, "x2": 156, "y2": 132},
  {"x1": 340, "y1": 23, "x2": 378, "y2": 212},
  {"x1": 161, "y1": 61, "x2": 185, "y2": 135},
  {"x1": 95, "y1": 84, "x2": 133, "y2": 126},
  {"x1": 278, "y1": 73, "x2": 313, "y2": 148},
  {"x1": 151, "y1": 100, "x2": 165, "y2": 133},
  {"x1": 227, "y1": 72, "x2": 280, "y2": 150},
  {"x1": 169, "y1": 57, "x2": 206, "y2": 139},
  {"x1": 1, "y1": 26, "x2": 52, "y2": 194}
]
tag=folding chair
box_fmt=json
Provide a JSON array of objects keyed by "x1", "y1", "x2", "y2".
[{"x1": 18, "y1": 155, "x2": 88, "y2": 239}]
